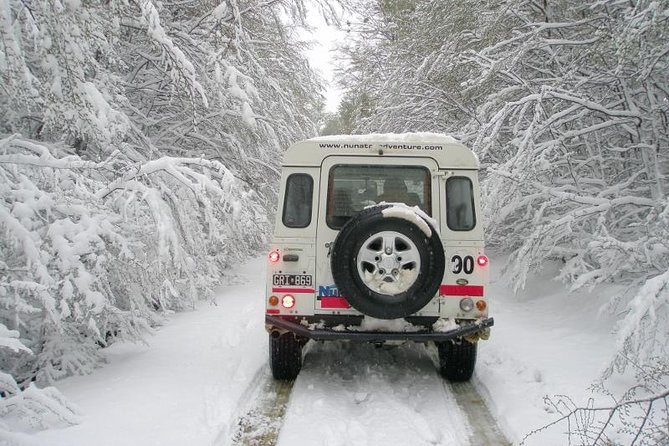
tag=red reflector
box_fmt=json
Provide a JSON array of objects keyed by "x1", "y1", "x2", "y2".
[
  {"x1": 440, "y1": 285, "x2": 484, "y2": 297},
  {"x1": 268, "y1": 251, "x2": 280, "y2": 263},
  {"x1": 320, "y1": 297, "x2": 351, "y2": 309},
  {"x1": 477, "y1": 255, "x2": 489, "y2": 267}
]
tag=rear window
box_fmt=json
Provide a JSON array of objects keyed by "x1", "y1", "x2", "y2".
[
  {"x1": 446, "y1": 176, "x2": 475, "y2": 231},
  {"x1": 282, "y1": 174, "x2": 313, "y2": 228},
  {"x1": 326, "y1": 165, "x2": 431, "y2": 229}
]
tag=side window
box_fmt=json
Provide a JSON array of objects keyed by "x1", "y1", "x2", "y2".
[
  {"x1": 282, "y1": 174, "x2": 313, "y2": 228},
  {"x1": 446, "y1": 177, "x2": 476, "y2": 231}
]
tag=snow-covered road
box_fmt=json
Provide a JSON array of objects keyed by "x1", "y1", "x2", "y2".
[
  {"x1": 30, "y1": 255, "x2": 619, "y2": 446},
  {"x1": 230, "y1": 341, "x2": 509, "y2": 446},
  {"x1": 278, "y1": 341, "x2": 471, "y2": 446}
]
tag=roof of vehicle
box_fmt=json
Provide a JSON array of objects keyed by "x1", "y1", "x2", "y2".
[{"x1": 282, "y1": 133, "x2": 479, "y2": 169}]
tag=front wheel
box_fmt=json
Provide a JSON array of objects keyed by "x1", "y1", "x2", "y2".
[
  {"x1": 269, "y1": 333, "x2": 303, "y2": 380},
  {"x1": 436, "y1": 339, "x2": 477, "y2": 382}
]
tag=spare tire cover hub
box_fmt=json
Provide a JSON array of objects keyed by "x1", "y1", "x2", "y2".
[{"x1": 356, "y1": 231, "x2": 421, "y2": 294}]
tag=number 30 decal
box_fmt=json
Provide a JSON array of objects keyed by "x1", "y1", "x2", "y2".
[{"x1": 451, "y1": 255, "x2": 474, "y2": 274}]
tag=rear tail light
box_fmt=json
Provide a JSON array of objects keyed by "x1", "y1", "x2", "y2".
[
  {"x1": 281, "y1": 295, "x2": 295, "y2": 308},
  {"x1": 268, "y1": 250, "x2": 280, "y2": 264},
  {"x1": 477, "y1": 255, "x2": 489, "y2": 267}
]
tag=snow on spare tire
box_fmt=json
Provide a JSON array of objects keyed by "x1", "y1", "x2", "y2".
[{"x1": 331, "y1": 204, "x2": 445, "y2": 320}]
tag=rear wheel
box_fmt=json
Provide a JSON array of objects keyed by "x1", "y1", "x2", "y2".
[
  {"x1": 436, "y1": 339, "x2": 477, "y2": 382},
  {"x1": 269, "y1": 333, "x2": 303, "y2": 380}
]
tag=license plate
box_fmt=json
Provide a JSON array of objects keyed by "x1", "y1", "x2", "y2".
[{"x1": 272, "y1": 274, "x2": 313, "y2": 287}]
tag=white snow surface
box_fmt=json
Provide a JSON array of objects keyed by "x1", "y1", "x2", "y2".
[
  {"x1": 25, "y1": 254, "x2": 626, "y2": 446},
  {"x1": 355, "y1": 316, "x2": 421, "y2": 332},
  {"x1": 278, "y1": 342, "x2": 470, "y2": 446}
]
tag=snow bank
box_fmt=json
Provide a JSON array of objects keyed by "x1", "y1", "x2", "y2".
[
  {"x1": 32, "y1": 258, "x2": 268, "y2": 446},
  {"x1": 475, "y1": 255, "x2": 626, "y2": 445}
]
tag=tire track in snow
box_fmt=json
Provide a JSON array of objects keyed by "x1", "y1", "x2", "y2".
[
  {"x1": 446, "y1": 381, "x2": 511, "y2": 446},
  {"x1": 227, "y1": 366, "x2": 294, "y2": 446},
  {"x1": 226, "y1": 342, "x2": 510, "y2": 446}
]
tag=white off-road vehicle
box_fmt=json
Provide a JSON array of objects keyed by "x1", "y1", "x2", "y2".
[{"x1": 265, "y1": 133, "x2": 493, "y2": 381}]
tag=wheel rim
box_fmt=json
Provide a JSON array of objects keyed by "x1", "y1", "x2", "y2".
[{"x1": 356, "y1": 230, "x2": 421, "y2": 295}]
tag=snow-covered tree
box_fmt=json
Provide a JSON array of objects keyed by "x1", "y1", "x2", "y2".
[
  {"x1": 461, "y1": 1, "x2": 668, "y2": 380},
  {"x1": 332, "y1": 0, "x2": 507, "y2": 135},
  {"x1": 335, "y1": 1, "x2": 669, "y2": 415},
  {"x1": 1, "y1": 0, "x2": 340, "y2": 396},
  {"x1": 0, "y1": 135, "x2": 268, "y2": 388},
  {"x1": 1, "y1": 0, "x2": 330, "y2": 191},
  {"x1": 116, "y1": 0, "x2": 331, "y2": 197}
]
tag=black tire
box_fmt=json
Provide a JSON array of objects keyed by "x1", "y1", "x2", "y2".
[
  {"x1": 436, "y1": 339, "x2": 477, "y2": 382},
  {"x1": 331, "y1": 205, "x2": 445, "y2": 320},
  {"x1": 269, "y1": 333, "x2": 302, "y2": 380}
]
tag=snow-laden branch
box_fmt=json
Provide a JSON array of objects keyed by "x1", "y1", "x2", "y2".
[
  {"x1": 612, "y1": 268, "x2": 669, "y2": 372},
  {"x1": 0, "y1": 324, "x2": 82, "y2": 431},
  {"x1": 490, "y1": 168, "x2": 657, "y2": 208},
  {"x1": 521, "y1": 389, "x2": 669, "y2": 446},
  {"x1": 0, "y1": 135, "x2": 111, "y2": 170},
  {"x1": 98, "y1": 156, "x2": 237, "y2": 199},
  {"x1": 136, "y1": 0, "x2": 209, "y2": 108},
  {"x1": 0, "y1": 379, "x2": 82, "y2": 430},
  {"x1": 0, "y1": 323, "x2": 31, "y2": 355}
]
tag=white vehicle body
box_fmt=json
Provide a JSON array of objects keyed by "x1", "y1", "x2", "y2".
[{"x1": 265, "y1": 133, "x2": 493, "y2": 380}]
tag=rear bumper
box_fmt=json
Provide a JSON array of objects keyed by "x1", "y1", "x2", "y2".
[{"x1": 265, "y1": 315, "x2": 494, "y2": 342}]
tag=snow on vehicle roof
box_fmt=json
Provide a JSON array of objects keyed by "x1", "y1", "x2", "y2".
[
  {"x1": 283, "y1": 133, "x2": 479, "y2": 168},
  {"x1": 311, "y1": 132, "x2": 459, "y2": 144}
]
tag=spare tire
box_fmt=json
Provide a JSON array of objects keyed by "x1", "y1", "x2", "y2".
[{"x1": 331, "y1": 204, "x2": 445, "y2": 319}]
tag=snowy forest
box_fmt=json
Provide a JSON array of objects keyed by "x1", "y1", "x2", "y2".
[
  {"x1": 324, "y1": 0, "x2": 668, "y2": 442},
  {"x1": 1, "y1": 0, "x2": 668, "y2": 443},
  {"x1": 330, "y1": 0, "x2": 668, "y2": 364},
  {"x1": 0, "y1": 0, "x2": 335, "y2": 422}
]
